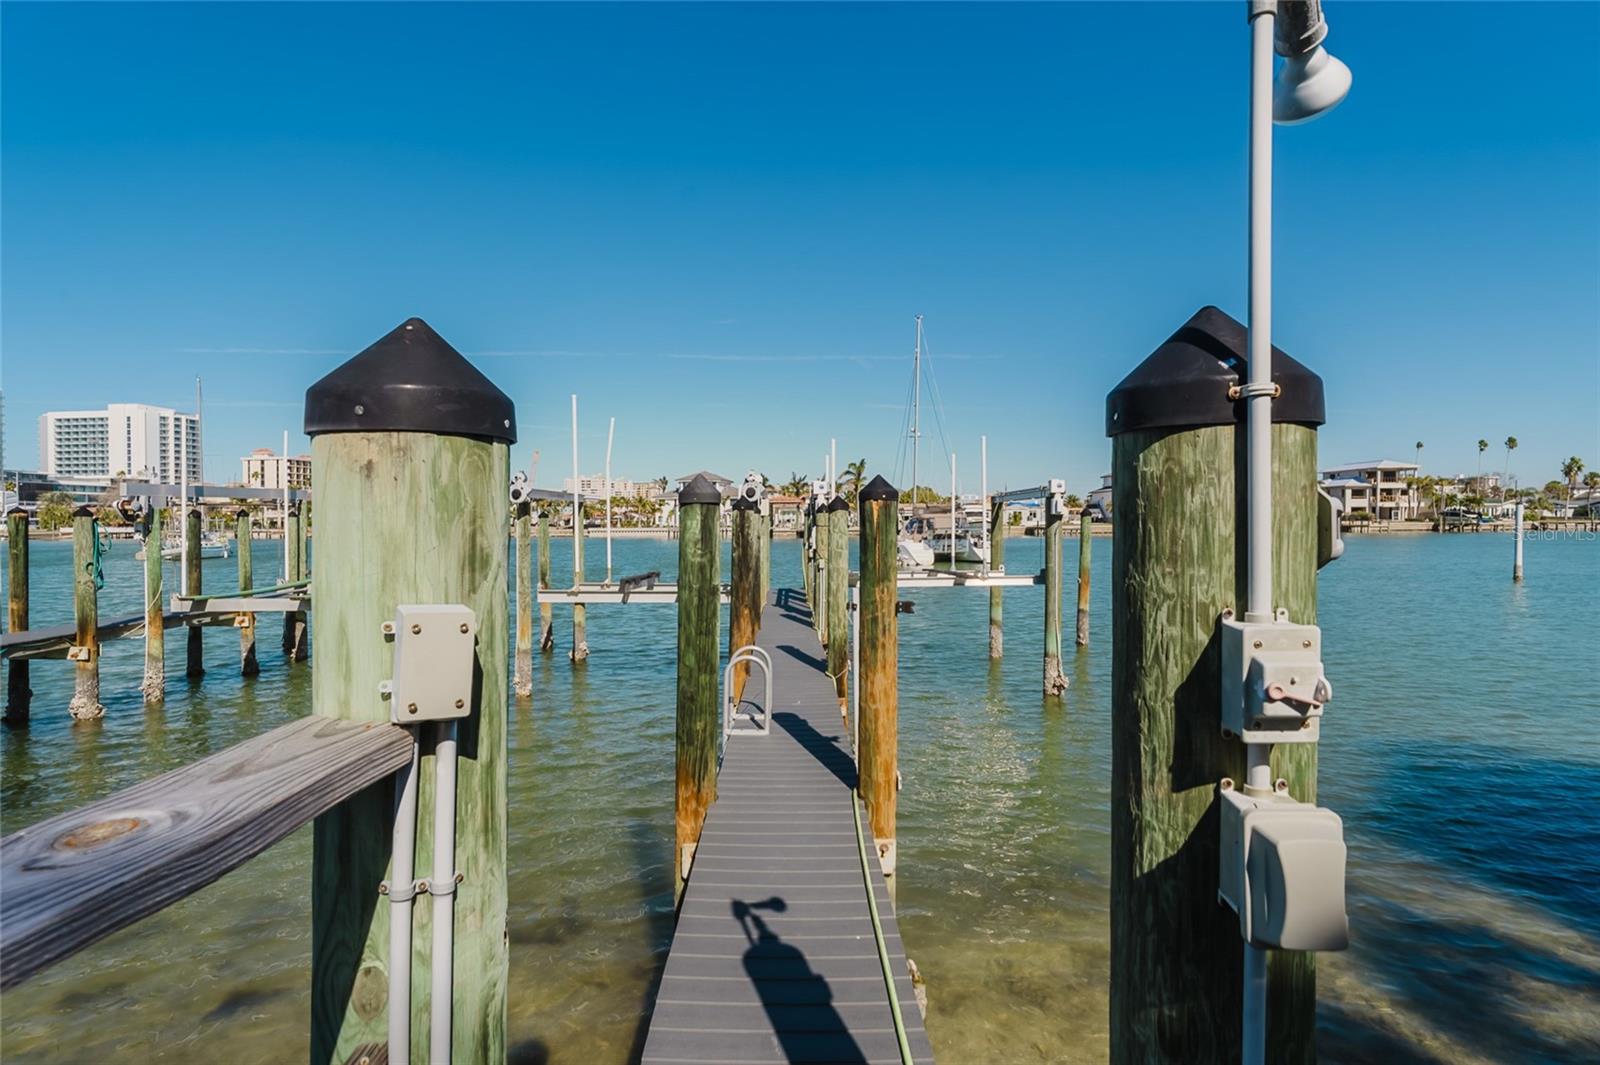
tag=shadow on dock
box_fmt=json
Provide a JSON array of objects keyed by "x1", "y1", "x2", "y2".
[
  {"x1": 736, "y1": 897, "x2": 868, "y2": 1065},
  {"x1": 772, "y1": 710, "x2": 857, "y2": 789}
]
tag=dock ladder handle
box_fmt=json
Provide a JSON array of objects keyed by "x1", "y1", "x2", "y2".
[{"x1": 723, "y1": 644, "x2": 773, "y2": 736}]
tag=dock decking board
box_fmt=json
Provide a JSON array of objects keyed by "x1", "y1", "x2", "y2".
[{"x1": 642, "y1": 590, "x2": 933, "y2": 1065}]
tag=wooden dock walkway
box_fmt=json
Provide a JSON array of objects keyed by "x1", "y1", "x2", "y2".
[{"x1": 642, "y1": 589, "x2": 934, "y2": 1065}]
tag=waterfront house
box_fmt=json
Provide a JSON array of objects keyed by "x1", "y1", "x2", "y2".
[{"x1": 1320, "y1": 460, "x2": 1420, "y2": 520}]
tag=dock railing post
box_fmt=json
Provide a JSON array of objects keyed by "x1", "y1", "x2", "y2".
[
  {"x1": 185, "y1": 506, "x2": 204, "y2": 679},
  {"x1": 141, "y1": 505, "x2": 164, "y2": 703},
  {"x1": 305, "y1": 317, "x2": 511, "y2": 1065},
  {"x1": 1043, "y1": 492, "x2": 1067, "y2": 696},
  {"x1": 1106, "y1": 308, "x2": 1323, "y2": 1063},
  {"x1": 858, "y1": 475, "x2": 898, "y2": 878},
  {"x1": 675, "y1": 474, "x2": 722, "y2": 897},
  {"x1": 537, "y1": 507, "x2": 554, "y2": 652},
  {"x1": 6, "y1": 508, "x2": 31, "y2": 724},
  {"x1": 729, "y1": 495, "x2": 761, "y2": 703},
  {"x1": 514, "y1": 500, "x2": 533, "y2": 696},
  {"x1": 1076, "y1": 508, "x2": 1093, "y2": 648},
  {"x1": 826, "y1": 495, "x2": 849, "y2": 707},
  {"x1": 68, "y1": 507, "x2": 105, "y2": 719},
  {"x1": 236, "y1": 509, "x2": 259, "y2": 676},
  {"x1": 988, "y1": 497, "x2": 1005, "y2": 659}
]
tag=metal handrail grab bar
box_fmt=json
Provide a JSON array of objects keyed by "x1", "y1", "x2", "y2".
[{"x1": 723, "y1": 644, "x2": 773, "y2": 736}]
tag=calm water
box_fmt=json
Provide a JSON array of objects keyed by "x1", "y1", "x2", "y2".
[{"x1": 1, "y1": 531, "x2": 1597, "y2": 1063}]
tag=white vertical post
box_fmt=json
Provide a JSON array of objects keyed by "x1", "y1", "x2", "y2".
[
  {"x1": 1513, "y1": 501, "x2": 1525, "y2": 581},
  {"x1": 950, "y1": 451, "x2": 957, "y2": 562},
  {"x1": 980, "y1": 436, "x2": 989, "y2": 577},
  {"x1": 571, "y1": 394, "x2": 580, "y2": 585},
  {"x1": 830, "y1": 438, "x2": 837, "y2": 497},
  {"x1": 429, "y1": 721, "x2": 459, "y2": 1065},
  {"x1": 180, "y1": 411, "x2": 190, "y2": 596},
  {"x1": 605, "y1": 416, "x2": 615, "y2": 585},
  {"x1": 387, "y1": 736, "x2": 419, "y2": 1065}
]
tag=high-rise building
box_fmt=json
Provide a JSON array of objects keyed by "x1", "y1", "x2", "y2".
[
  {"x1": 241, "y1": 448, "x2": 312, "y2": 490},
  {"x1": 38, "y1": 404, "x2": 200, "y2": 484}
]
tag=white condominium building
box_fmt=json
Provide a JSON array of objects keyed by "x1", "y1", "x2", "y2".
[
  {"x1": 242, "y1": 448, "x2": 313, "y2": 490},
  {"x1": 39, "y1": 404, "x2": 200, "y2": 484}
]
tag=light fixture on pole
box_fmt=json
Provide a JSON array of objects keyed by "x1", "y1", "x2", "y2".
[{"x1": 1271, "y1": 0, "x2": 1352, "y2": 124}]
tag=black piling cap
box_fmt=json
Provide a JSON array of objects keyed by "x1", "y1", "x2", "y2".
[
  {"x1": 679, "y1": 474, "x2": 722, "y2": 506},
  {"x1": 236, "y1": 508, "x2": 250, "y2": 519},
  {"x1": 1105, "y1": 306, "x2": 1324, "y2": 437},
  {"x1": 73, "y1": 505, "x2": 94, "y2": 518},
  {"x1": 825, "y1": 495, "x2": 850, "y2": 513},
  {"x1": 6, "y1": 507, "x2": 28, "y2": 519},
  {"x1": 305, "y1": 317, "x2": 516, "y2": 443},
  {"x1": 858, "y1": 475, "x2": 899, "y2": 503},
  {"x1": 731, "y1": 495, "x2": 760, "y2": 512}
]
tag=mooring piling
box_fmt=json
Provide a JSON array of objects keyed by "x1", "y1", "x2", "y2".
[
  {"x1": 537, "y1": 507, "x2": 554, "y2": 652},
  {"x1": 236, "y1": 510, "x2": 259, "y2": 677},
  {"x1": 729, "y1": 495, "x2": 761, "y2": 703},
  {"x1": 758, "y1": 501, "x2": 772, "y2": 607},
  {"x1": 304, "y1": 316, "x2": 512, "y2": 1064},
  {"x1": 1513, "y1": 502, "x2": 1525, "y2": 581},
  {"x1": 68, "y1": 508, "x2": 105, "y2": 720},
  {"x1": 5, "y1": 508, "x2": 30, "y2": 723},
  {"x1": 140, "y1": 506, "x2": 164, "y2": 703},
  {"x1": 514, "y1": 500, "x2": 533, "y2": 696},
  {"x1": 282, "y1": 504, "x2": 303, "y2": 658},
  {"x1": 858, "y1": 475, "x2": 899, "y2": 878},
  {"x1": 815, "y1": 495, "x2": 832, "y2": 647},
  {"x1": 185, "y1": 507, "x2": 204, "y2": 678},
  {"x1": 826, "y1": 494, "x2": 849, "y2": 706},
  {"x1": 1076, "y1": 508, "x2": 1093, "y2": 648},
  {"x1": 571, "y1": 500, "x2": 588, "y2": 662},
  {"x1": 674, "y1": 474, "x2": 721, "y2": 896},
  {"x1": 1106, "y1": 307, "x2": 1323, "y2": 1063},
  {"x1": 1043, "y1": 492, "x2": 1067, "y2": 697},
  {"x1": 989, "y1": 497, "x2": 1006, "y2": 659}
]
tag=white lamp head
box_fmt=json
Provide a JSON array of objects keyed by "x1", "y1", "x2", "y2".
[{"x1": 1273, "y1": 45, "x2": 1351, "y2": 125}]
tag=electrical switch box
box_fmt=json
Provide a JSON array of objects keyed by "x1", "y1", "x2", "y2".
[
  {"x1": 386, "y1": 604, "x2": 477, "y2": 724},
  {"x1": 1218, "y1": 786, "x2": 1348, "y2": 951},
  {"x1": 1220, "y1": 617, "x2": 1330, "y2": 744}
]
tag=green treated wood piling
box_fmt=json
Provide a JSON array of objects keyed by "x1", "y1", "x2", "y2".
[
  {"x1": 305, "y1": 317, "x2": 511, "y2": 1065},
  {"x1": 729, "y1": 497, "x2": 761, "y2": 702},
  {"x1": 989, "y1": 498, "x2": 1005, "y2": 659},
  {"x1": 514, "y1": 501, "x2": 533, "y2": 697},
  {"x1": 815, "y1": 499, "x2": 831, "y2": 646},
  {"x1": 1076, "y1": 508, "x2": 1092, "y2": 648},
  {"x1": 826, "y1": 495, "x2": 849, "y2": 707},
  {"x1": 759, "y1": 504, "x2": 772, "y2": 607},
  {"x1": 68, "y1": 508, "x2": 104, "y2": 719},
  {"x1": 6, "y1": 508, "x2": 30, "y2": 723},
  {"x1": 537, "y1": 508, "x2": 553, "y2": 652},
  {"x1": 282, "y1": 505, "x2": 307, "y2": 661},
  {"x1": 236, "y1": 510, "x2": 259, "y2": 676},
  {"x1": 675, "y1": 475, "x2": 722, "y2": 896},
  {"x1": 1042, "y1": 493, "x2": 1067, "y2": 696},
  {"x1": 857, "y1": 476, "x2": 899, "y2": 877},
  {"x1": 185, "y1": 506, "x2": 204, "y2": 679},
  {"x1": 141, "y1": 507, "x2": 164, "y2": 703}
]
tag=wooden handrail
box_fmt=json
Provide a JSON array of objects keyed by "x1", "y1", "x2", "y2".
[{"x1": 0, "y1": 715, "x2": 413, "y2": 989}]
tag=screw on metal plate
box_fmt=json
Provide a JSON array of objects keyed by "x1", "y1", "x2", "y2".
[
  {"x1": 411, "y1": 623, "x2": 421, "y2": 635},
  {"x1": 381, "y1": 621, "x2": 396, "y2": 637}
]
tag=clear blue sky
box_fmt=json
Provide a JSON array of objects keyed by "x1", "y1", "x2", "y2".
[{"x1": 3, "y1": 2, "x2": 1596, "y2": 495}]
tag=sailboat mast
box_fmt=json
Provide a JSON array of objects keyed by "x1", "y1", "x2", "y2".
[{"x1": 911, "y1": 314, "x2": 923, "y2": 515}]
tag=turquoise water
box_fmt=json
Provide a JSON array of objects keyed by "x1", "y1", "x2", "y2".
[{"x1": 1, "y1": 531, "x2": 1597, "y2": 1063}]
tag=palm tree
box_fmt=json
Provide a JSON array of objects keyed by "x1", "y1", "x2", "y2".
[
  {"x1": 1504, "y1": 437, "x2": 1518, "y2": 491},
  {"x1": 1415, "y1": 441, "x2": 1424, "y2": 470},
  {"x1": 1585, "y1": 471, "x2": 1600, "y2": 490},
  {"x1": 1477, "y1": 439, "x2": 1488, "y2": 484},
  {"x1": 839, "y1": 459, "x2": 867, "y2": 504},
  {"x1": 780, "y1": 473, "x2": 810, "y2": 496},
  {"x1": 1560, "y1": 456, "x2": 1585, "y2": 500}
]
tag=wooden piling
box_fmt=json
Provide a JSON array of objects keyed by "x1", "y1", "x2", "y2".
[
  {"x1": 514, "y1": 501, "x2": 533, "y2": 697},
  {"x1": 236, "y1": 510, "x2": 259, "y2": 677},
  {"x1": 140, "y1": 507, "x2": 164, "y2": 703},
  {"x1": 815, "y1": 500, "x2": 831, "y2": 646},
  {"x1": 571, "y1": 501, "x2": 588, "y2": 662},
  {"x1": 305, "y1": 316, "x2": 511, "y2": 1064},
  {"x1": 1106, "y1": 310, "x2": 1323, "y2": 1064},
  {"x1": 6, "y1": 508, "x2": 31, "y2": 723},
  {"x1": 988, "y1": 498, "x2": 1005, "y2": 659},
  {"x1": 282, "y1": 505, "x2": 307, "y2": 661},
  {"x1": 675, "y1": 475, "x2": 722, "y2": 895},
  {"x1": 826, "y1": 496, "x2": 849, "y2": 706},
  {"x1": 759, "y1": 505, "x2": 772, "y2": 607},
  {"x1": 1076, "y1": 508, "x2": 1092, "y2": 648},
  {"x1": 1042, "y1": 493, "x2": 1067, "y2": 696},
  {"x1": 729, "y1": 497, "x2": 761, "y2": 702},
  {"x1": 185, "y1": 507, "x2": 204, "y2": 679},
  {"x1": 537, "y1": 508, "x2": 554, "y2": 652},
  {"x1": 68, "y1": 508, "x2": 104, "y2": 719},
  {"x1": 857, "y1": 476, "x2": 898, "y2": 876}
]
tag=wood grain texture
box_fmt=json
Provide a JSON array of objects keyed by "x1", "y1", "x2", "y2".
[
  {"x1": 236, "y1": 511, "x2": 259, "y2": 677},
  {"x1": 141, "y1": 507, "x2": 164, "y2": 703},
  {"x1": 1042, "y1": 495, "x2": 1066, "y2": 697},
  {"x1": 6, "y1": 509, "x2": 31, "y2": 722},
  {"x1": 0, "y1": 715, "x2": 413, "y2": 990},
  {"x1": 68, "y1": 512, "x2": 104, "y2": 719},
  {"x1": 1108, "y1": 422, "x2": 1319, "y2": 1065},
  {"x1": 759, "y1": 509, "x2": 772, "y2": 606},
  {"x1": 729, "y1": 505, "x2": 760, "y2": 703},
  {"x1": 185, "y1": 508, "x2": 203, "y2": 678},
  {"x1": 514, "y1": 502, "x2": 533, "y2": 697},
  {"x1": 858, "y1": 496, "x2": 897, "y2": 846},
  {"x1": 675, "y1": 496, "x2": 721, "y2": 896},
  {"x1": 309, "y1": 432, "x2": 509, "y2": 1065},
  {"x1": 282, "y1": 506, "x2": 308, "y2": 662},
  {"x1": 826, "y1": 504, "x2": 848, "y2": 705},
  {"x1": 988, "y1": 499, "x2": 1005, "y2": 659},
  {"x1": 814, "y1": 507, "x2": 829, "y2": 647},
  {"x1": 537, "y1": 508, "x2": 554, "y2": 653},
  {"x1": 1076, "y1": 509, "x2": 1092, "y2": 648}
]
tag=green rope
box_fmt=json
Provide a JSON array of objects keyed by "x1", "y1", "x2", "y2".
[
  {"x1": 88, "y1": 519, "x2": 106, "y2": 590},
  {"x1": 852, "y1": 790, "x2": 915, "y2": 1065}
]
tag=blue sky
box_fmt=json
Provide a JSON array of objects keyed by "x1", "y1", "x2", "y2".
[{"x1": 3, "y1": 2, "x2": 1596, "y2": 495}]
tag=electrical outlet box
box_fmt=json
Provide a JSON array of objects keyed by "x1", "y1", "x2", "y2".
[
  {"x1": 386, "y1": 604, "x2": 477, "y2": 724},
  {"x1": 1218, "y1": 785, "x2": 1348, "y2": 951},
  {"x1": 1220, "y1": 617, "x2": 1329, "y2": 744}
]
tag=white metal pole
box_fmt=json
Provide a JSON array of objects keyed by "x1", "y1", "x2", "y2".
[
  {"x1": 180, "y1": 412, "x2": 189, "y2": 597},
  {"x1": 950, "y1": 451, "x2": 958, "y2": 562},
  {"x1": 571, "y1": 395, "x2": 580, "y2": 585},
  {"x1": 850, "y1": 583, "x2": 860, "y2": 759},
  {"x1": 1242, "y1": 9, "x2": 1276, "y2": 1065},
  {"x1": 830, "y1": 438, "x2": 837, "y2": 497},
  {"x1": 911, "y1": 315, "x2": 922, "y2": 514},
  {"x1": 981, "y1": 436, "x2": 989, "y2": 577},
  {"x1": 605, "y1": 417, "x2": 615, "y2": 585},
  {"x1": 387, "y1": 734, "x2": 420, "y2": 1065},
  {"x1": 430, "y1": 720, "x2": 459, "y2": 1064},
  {"x1": 1513, "y1": 501, "x2": 1525, "y2": 581}
]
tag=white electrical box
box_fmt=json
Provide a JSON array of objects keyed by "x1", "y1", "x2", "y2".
[
  {"x1": 1218, "y1": 785, "x2": 1348, "y2": 951},
  {"x1": 385, "y1": 604, "x2": 477, "y2": 724},
  {"x1": 1220, "y1": 616, "x2": 1330, "y2": 744}
]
